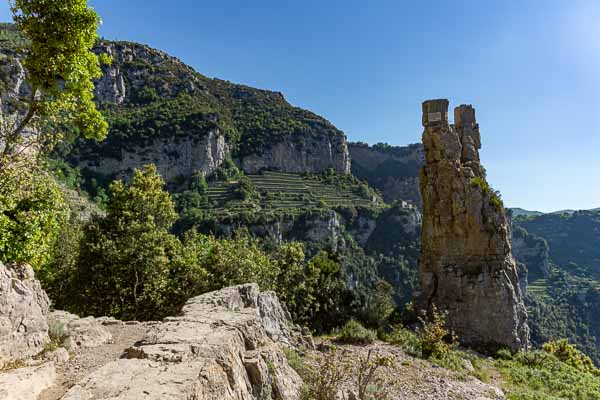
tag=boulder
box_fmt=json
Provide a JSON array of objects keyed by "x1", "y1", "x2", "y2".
[
  {"x1": 61, "y1": 284, "x2": 308, "y2": 400},
  {"x1": 46, "y1": 347, "x2": 70, "y2": 365},
  {"x1": 0, "y1": 362, "x2": 56, "y2": 400},
  {"x1": 0, "y1": 262, "x2": 50, "y2": 365},
  {"x1": 49, "y1": 311, "x2": 112, "y2": 350}
]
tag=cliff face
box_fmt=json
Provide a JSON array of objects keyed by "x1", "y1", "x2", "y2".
[
  {"x1": 55, "y1": 39, "x2": 351, "y2": 181},
  {"x1": 73, "y1": 129, "x2": 230, "y2": 184},
  {"x1": 511, "y1": 225, "x2": 550, "y2": 284},
  {"x1": 241, "y1": 134, "x2": 350, "y2": 174},
  {"x1": 349, "y1": 142, "x2": 423, "y2": 207},
  {"x1": 416, "y1": 99, "x2": 529, "y2": 352}
]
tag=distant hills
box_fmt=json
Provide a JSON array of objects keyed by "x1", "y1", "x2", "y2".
[{"x1": 509, "y1": 207, "x2": 600, "y2": 218}]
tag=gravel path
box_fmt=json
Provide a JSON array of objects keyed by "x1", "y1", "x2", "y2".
[{"x1": 39, "y1": 323, "x2": 147, "y2": 400}]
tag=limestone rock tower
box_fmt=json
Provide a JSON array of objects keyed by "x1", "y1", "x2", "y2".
[{"x1": 417, "y1": 99, "x2": 529, "y2": 352}]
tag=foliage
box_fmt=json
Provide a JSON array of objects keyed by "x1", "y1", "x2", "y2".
[
  {"x1": 214, "y1": 157, "x2": 243, "y2": 182},
  {"x1": 47, "y1": 320, "x2": 68, "y2": 350},
  {"x1": 276, "y1": 249, "x2": 347, "y2": 330},
  {"x1": 184, "y1": 231, "x2": 277, "y2": 293},
  {"x1": 542, "y1": 339, "x2": 599, "y2": 375},
  {"x1": 470, "y1": 177, "x2": 504, "y2": 212},
  {"x1": 38, "y1": 209, "x2": 84, "y2": 309},
  {"x1": 383, "y1": 326, "x2": 421, "y2": 357},
  {"x1": 336, "y1": 320, "x2": 377, "y2": 345},
  {"x1": 286, "y1": 347, "x2": 393, "y2": 400},
  {"x1": 0, "y1": 165, "x2": 66, "y2": 269},
  {"x1": 2, "y1": 1, "x2": 108, "y2": 170},
  {"x1": 417, "y1": 305, "x2": 458, "y2": 360},
  {"x1": 515, "y1": 210, "x2": 600, "y2": 280},
  {"x1": 235, "y1": 175, "x2": 258, "y2": 200},
  {"x1": 496, "y1": 348, "x2": 600, "y2": 400},
  {"x1": 526, "y1": 267, "x2": 600, "y2": 366},
  {"x1": 355, "y1": 349, "x2": 395, "y2": 400},
  {"x1": 71, "y1": 165, "x2": 181, "y2": 320},
  {"x1": 302, "y1": 347, "x2": 352, "y2": 400},
  {"x1": 496, "y1": 348, "x2": 514, "y2": 361},
  {"x1": 44, "y1": 166, "x2": 350, "y2": 327}
]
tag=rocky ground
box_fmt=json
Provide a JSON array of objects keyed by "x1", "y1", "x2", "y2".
[
  {"x1": 0, "y1": 261, "x2": 508, "y2": 399},
  {"x1": 39, "y1": 321, "x2": 147, "y2": 400},
  {"x1": 300, "y1": 341, "x2": 506, "y2": 400}
]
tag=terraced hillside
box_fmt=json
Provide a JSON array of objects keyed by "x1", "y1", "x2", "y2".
[
  {"x1": 202, "y1": 171, "x2": 383, "y2": 218},
  {"x1": 527, "y1": 278, "x2": 550, "y2": 300}
]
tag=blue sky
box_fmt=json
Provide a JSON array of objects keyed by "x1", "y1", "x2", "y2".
[{"x1": 1, "y1": 1, "x2": 598, "y2": 212}]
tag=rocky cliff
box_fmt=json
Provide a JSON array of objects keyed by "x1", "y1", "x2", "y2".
[
  {"x1": 56, "y1": 39, "x2": 352, "y2": 182},
  {"x1": 349, "y1": 142, "x2": 423, "y2": 206},
  {"x1": 416, "y1": 99, "x2": 529, "y2": 352},
  {"x1": 511, "y1": 225, "x2": 550, "y2": 285},
  {"x1": 241, "y1": 134, "x2": 351, "y2": 175}
]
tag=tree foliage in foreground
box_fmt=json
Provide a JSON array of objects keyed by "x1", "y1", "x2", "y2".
[
  {"x1": 1, "y1": 0, "x2": 108, "y2": 170},
  {"x1": 1, "y1": 0, "x2": 107, "y2": 269},
  {"x1": 0, "y1": 165, "x2": 66, "y2": 269}
]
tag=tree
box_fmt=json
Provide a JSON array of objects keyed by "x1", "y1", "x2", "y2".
[
  {"x1": 0, "y1": 0, "x2": 107, "y2": 270},
  {"x1": 1, "y1": 0, "x2": 108, "y2": 171},
  {"x1": 75, "y1": 165, "x2": 180, "y2": 320}
]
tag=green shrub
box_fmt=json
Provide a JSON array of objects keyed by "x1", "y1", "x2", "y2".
[
  {"x1": 496, "y1": 348, "x2": 600, "y2": 399},
  {"x1": 355, "y1": 350, "x2": 395, "y2": 399},
  {"x1": 72, "y1": 165, "x2": 183, "y2": 320},
  {"x1": 384, "y1": 325, "x2": 421, "y2": 357},
  {"x1": 470, "y1": 177, "x2": 504, "y2": 211},
  {"x1": 542, "y1": 339, "x2": 599, "y2": 375},
  {"x1": 0, "y1": 165, "x2": 67, "y2": 269},
  {"x1": 496, "y1": 348, "x2": 514, "y2": 360},
  {"x1": 48, "y1": 321, "x2": 67, "y2": 344},
  {"x1": 283, "y1": 348, "x2": 312, "y2": 381},
  {"x1": 417, "y1": 306, "x2": 457, "y2": 360},
  {"x1": 336, "y1": 320, "x2": 377, "y2": 345},
  {"x1": 302, "y1": 347, "x2": 351, "y2": 400}
]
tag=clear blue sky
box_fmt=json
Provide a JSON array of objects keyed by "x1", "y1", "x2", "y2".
[{"x1": 1, "y1": 0, "x2": 598, "y2": 212}]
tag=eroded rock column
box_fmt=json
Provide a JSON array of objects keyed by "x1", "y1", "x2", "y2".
[{"x1": 416, "y1": 99, "x2": 529, "y2": 352}]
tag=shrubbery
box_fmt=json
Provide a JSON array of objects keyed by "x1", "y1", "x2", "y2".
[
  {"x1": 336, "y1": 320, "x2": 377, "y2": 345},
  {"x1": 470, "y1": 176, "x2": 504, "y2": 211},
  {"x1": 285, "y1": 347, "x2": 393, "y2": 400},
  {"x1": 0, "y1": 166, "x2": 67, "y2": 269},
  {"x1": 496, "y1": 345, "x2": 600, "y2": 399},
  {"x1": 542, "y1": 339, "x2": 600, "y2": 375}
]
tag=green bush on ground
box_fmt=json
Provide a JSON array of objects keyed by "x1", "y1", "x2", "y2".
[{"x1": 336, "y1": 320, "x2": 377, "y2": 345}]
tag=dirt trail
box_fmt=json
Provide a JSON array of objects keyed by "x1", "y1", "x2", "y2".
[{"x1": 39, "y1": 323, "x2": 147, "y2": 400}]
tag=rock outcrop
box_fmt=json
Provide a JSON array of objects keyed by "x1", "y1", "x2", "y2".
[
  {"x1": 48, "y1": 311, "x2": 113, "y2": 350},
  {"x1": 416, "y1": 99, "x2": 529, "y2": 352},
  {"x1": 511, "y1": 225, "x2": 550, "y2": 284},
  {"x1": 241, "y1": 134, "x2": 351, "y2": 175},
  {"x1": 74, "y1": 130, "x2": 230, "y2": 184},
  {"x1": 0, "y1": 263, "x2": 50, "y2": 366},
  {"x1": 60, "y1": 284, "x2": 308, "y2": 400},
  {"x1": 0, "y1": 362, "x2": 56, "y2": 400}
]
